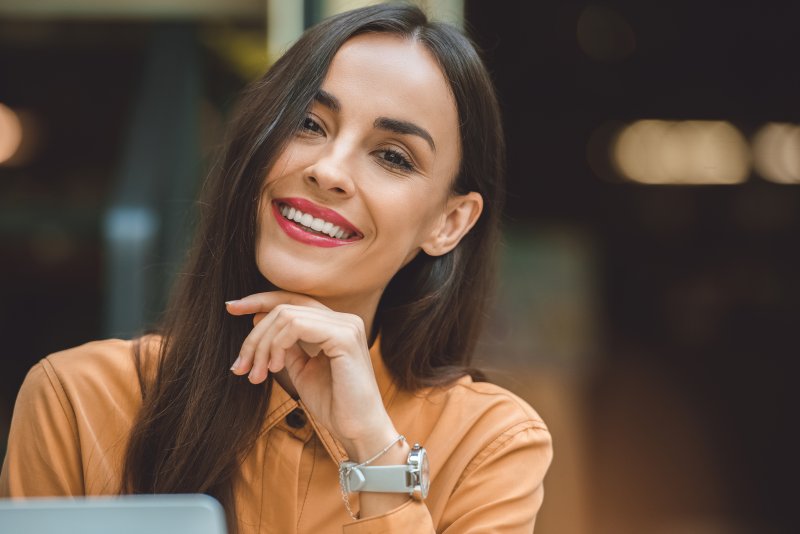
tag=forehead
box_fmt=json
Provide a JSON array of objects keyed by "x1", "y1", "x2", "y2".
[{"x1": 322, "y1": 33, "x2": 460, "y2": 154}]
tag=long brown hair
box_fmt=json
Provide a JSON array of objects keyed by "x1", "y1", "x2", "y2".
[{"x1": 121, "y1": 3, "x2": 505, "y2": 527}]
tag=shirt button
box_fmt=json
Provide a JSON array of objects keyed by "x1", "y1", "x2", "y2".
[{"x1": 285, "y1": 408, "x2": 307, "y2": 429}]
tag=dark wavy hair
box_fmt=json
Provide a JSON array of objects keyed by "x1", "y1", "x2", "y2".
[{"x1": 121, "y1": 3, "x2": 505, "y2": 530}]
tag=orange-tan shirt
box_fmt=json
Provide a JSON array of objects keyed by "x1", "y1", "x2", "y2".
[{"x1": 0, "y1": 338, "x2": 552, "y2": 533}]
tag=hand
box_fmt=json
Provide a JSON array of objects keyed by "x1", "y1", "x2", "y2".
[{"x1": 225, "y1": 292, "x2": 398, "y2": 460}]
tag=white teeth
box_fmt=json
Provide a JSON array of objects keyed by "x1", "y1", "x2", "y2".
[{"x1": 278, "y1": 203, "x2": 354, "y2": 240}]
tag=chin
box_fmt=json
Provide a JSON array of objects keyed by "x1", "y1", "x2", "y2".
[
  {"x1": 258, "y1": 265, "x2": 322, "y2": 296},
  {"x1": 256, "y1": 254, "x2": 341, "y2": 299}
]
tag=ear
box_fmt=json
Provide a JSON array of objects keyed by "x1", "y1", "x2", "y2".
[{"x1": 421, "y1": 192, "x2": 484, "y2": 257}]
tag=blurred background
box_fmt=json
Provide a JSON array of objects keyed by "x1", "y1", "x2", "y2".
[{"x1": 1, "y1": 0, "x2": 797, "y2": 532}]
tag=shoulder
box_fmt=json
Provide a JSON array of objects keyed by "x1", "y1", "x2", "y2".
[
  {"x1": 400, "y1": 375, "x2": 552, "y2": 517},
  {"x1": 25, "y1": 337, "x2": 160, "y2": 418},
  {"x1": 442, "y1": 377, "x2": 550, "y2": 461},
  {"x1": 421, "y1": 376, "x2": 549, "y2": 439},
  {"x1": 446, "y1": 378, "x2": 552, "y2": 472},
  {"x1": 40, "y1": 339, "x2": 141, "y2": 393},
  {"x1": 446, "y1": 377, "x2": 547, "y2": 429},
  {"x1": 43, "y1": 338, "x2": 134, "y2": 376},
  {"x1": 4, "y1": 338, "x2": 158, "y2": 496},
  {"x1": 398, "y1": 375, "x2": 552, "y2": 470}
]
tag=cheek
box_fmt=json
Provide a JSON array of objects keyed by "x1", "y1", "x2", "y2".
[
  {"x1": 264, "y1": 143, "x2": 304, "y2": 189},
  {"x1": 256, "y1": 148, "x2": 301, "y2": 226},
  {"x1": 267, "y1": 156, "x2": 288, "y2": 184},
  {"x1": 380, "y1": 188, "x2": 444, "y2": 245},
  {"x1": 254, "y1": 177, "x2": 275, "y2": 243}
]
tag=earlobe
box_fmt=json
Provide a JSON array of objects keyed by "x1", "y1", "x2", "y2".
[{"x1": 421, "y1": 192, "x2": 484, "y2": 257}]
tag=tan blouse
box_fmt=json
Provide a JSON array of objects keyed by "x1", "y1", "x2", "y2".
[{"x1": 0, "y1": 338, "x2": 552, "y2": 533}]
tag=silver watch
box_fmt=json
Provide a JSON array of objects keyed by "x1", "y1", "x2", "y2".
[{"x1": 341, "y1": 443, "x2": 430, "y2": 499}]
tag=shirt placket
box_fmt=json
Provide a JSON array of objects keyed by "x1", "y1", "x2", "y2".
[{"x1": 254, "y1": 385, "x2": 320, "y2": 533}]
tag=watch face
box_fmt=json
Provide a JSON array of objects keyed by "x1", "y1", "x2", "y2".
[
  {"x1": 419, "y1": 448, "x2": 430, "y2": 498},
  {"x1": 409, "y1": 445, "x2": 430, "y2": 499}
]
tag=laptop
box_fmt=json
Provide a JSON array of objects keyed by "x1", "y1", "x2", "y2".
[{"x1": 0, "y1": 494, "x2": 227, "y2": 534}]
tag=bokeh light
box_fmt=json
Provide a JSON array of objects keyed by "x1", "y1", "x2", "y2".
[
  {"x1": 751, "y1": 122, "x2": 800, "y2": 184},
  {"x1": 0, "y1": 103, "x2": 23, "y2": 165},
  {"x1": 612, "y1": 120, "x2": 750, "y2": 185}
]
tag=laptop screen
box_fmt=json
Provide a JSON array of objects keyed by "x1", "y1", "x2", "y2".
[{"x1": 0, "y1": 494, "x2": 227, "y2": 534}]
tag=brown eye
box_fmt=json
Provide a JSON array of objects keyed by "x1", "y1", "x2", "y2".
[
  {"x1": 379, "y1": 148, "x2": 414, "y2": 172},
  {"x1": 300, "y1": 116, "x2": 324, "y2": 134}
]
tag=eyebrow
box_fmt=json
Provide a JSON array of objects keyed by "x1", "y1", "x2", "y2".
[
  {"x1": 314, "y1": 90, "x2": 340, "y2": 113},
  {"x1": 314, "y1": 89, "x2": 436, "y2": 153},
  {"x1": 374, "y1": 117, "x2": 436, "y2": 152}
]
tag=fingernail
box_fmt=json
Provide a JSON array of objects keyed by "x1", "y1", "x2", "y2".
[
  {"x1": 230, "y1": 356, "x2": 242, "y2": 371},
  {"x1": 225, "y1": 300, "x2": 239, "y2": 307}
]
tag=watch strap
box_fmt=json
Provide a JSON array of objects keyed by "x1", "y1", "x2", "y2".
[{"x1": 344, "y1": 463, "x2": 412, "y2": 493}]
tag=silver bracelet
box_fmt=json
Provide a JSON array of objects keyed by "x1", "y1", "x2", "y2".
[{"x1": 338, "y1": 434, "x2": 406, "y2": 520}]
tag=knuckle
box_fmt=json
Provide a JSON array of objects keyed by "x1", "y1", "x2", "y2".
[
  {"x1": 343, "y1": 321, "x2": 362, "y2": 341},
  {"x1": 274, "y1": 304, "x2": 296, "y2": 322},
  {"x1": 269, "y1": 336, "x2": 282, "y2": 352},
  {"x1": 257, "y1": 335, "x2": 273, "y2": 353},
  {"x1": 240, "y1": 338, "x2": 255, "y2": 354},
  {"x1": 342, "y1": 312, "x2": 360, "y2": 326}
]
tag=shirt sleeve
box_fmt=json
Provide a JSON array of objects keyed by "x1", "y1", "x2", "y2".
[
  {"x1": 0, "y1": 360, "x2": 85, "y2": 497},
  {"x1": 343, "y1": 499, "x2": 435, "y2": 534},
  {"x1": 342, "y1": 421, "x2": 553, "y2": 534},
  {"x1": 439, "y1": 422, "x2": 552, "y2": 532}
]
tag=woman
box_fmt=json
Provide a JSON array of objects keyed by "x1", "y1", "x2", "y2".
[{"x1": 1, "y1": 4, "x2": 552, "y2": 532}]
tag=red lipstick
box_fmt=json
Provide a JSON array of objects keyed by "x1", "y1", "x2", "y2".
[{"x1": 272, "y1": 198, "x2": 363, "y2": 248}]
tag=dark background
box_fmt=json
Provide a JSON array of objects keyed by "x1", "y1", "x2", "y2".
[
  {"x1": 1, "y1": 1, "x2": 798, "y2": 532},
  {"x1": 468, "y1": 2, "x2": 798, "y2": 530}
]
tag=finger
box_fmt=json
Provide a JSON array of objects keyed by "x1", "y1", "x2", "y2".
[
  {"x1": 274, "y1": 315, "x2": 355, "y2": 387},
  {"x1": 234, "y1": 303, "x2": 317, "y2": 376},
  {"x1": 271, "y1": 313, "x2": 349, "y2": 362},
  {"x1": 265, "y1": 308, "x2": 322, "y2": 373},
  {"x1": 268, "y1": 317, "x2": 324, "y2": 374},
  {"x1": 232, "y1": 305, "x2": 284, "y2": 376},
  {"x1": 236, "y1": 305, "x2": 364, "y2": 380},
  {"x1": 285, "y1": 342, "x2": 328, "y2": 384},
  {"x1": 246, "y1": 304, "x2": 315, "y2": 379},
  {"x1": 225, "y1": 291, "x2": 328, "y2": 316},
  {"x1": 248, "y1": 331, "x2": 274, "y2": 384},
  {"x1": 298, "y1": 340, "x2": 323, "y2": 357},
  {"x1": 250, "y1": 305, "x2": 310, "y2": 381}
]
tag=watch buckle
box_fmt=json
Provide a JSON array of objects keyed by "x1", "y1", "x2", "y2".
[{"x1": 341, "y1": 462, "x2": 367, "y2": 493}]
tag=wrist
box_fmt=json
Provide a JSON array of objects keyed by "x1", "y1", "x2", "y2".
[
  {"x1": 344, "y1": 427, "x2": 406, "y2": 464},
  {"x1": 338, "y1": 432, "x2": 412, "y2": 521},
  {"x1": 366, "y1": 437, "x2": 411, "y2": 467}
]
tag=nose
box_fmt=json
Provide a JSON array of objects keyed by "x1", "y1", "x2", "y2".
[{"x1": 303, "y1": 146, "x2": 356, "y2": 197}]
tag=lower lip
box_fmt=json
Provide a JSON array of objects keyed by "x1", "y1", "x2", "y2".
[{"x1": 272, "y1": 202, "x2": 360, "y2": 248}]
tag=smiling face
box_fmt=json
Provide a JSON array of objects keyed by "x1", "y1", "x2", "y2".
[{"x1": 256, "y1": 33, "x2": 481, "y2": 320}]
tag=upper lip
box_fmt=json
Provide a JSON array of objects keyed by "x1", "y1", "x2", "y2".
[{"x1": 273, "y1": 197, "x2": 363, "y2": 237}]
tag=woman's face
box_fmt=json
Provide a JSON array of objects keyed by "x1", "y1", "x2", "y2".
[{"x1": 256, "y1": 33, "x2": 473, "y2": 315}]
